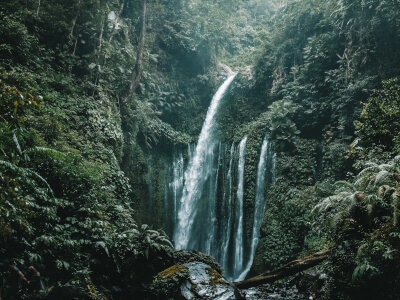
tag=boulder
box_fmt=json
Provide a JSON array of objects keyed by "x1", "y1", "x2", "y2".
[
  {"x1": 180, "y1": 262, "x2": 242, "y2": 300},
  {"x1": 174, "y1": 250, "x2": 223, "y2": 274},
  {"x1": 151, "y1": 262, "x2": 244, "y2": 300}
]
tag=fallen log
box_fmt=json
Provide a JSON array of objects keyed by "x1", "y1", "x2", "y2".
[{"x1": 234, "y1": 249, "x2": 330, "y2": 289}]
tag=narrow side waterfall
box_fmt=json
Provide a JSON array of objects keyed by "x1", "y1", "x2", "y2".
[
  {"x1": 164, "y1": 148, "x2": 185, "y2": 237},
  {"x1": 233, "y1": 136, "x2": 247, "y2": 280},
  {"x1": 173, "y1": 74, "x2": 236, "y2": 250},
  {"x1": 237, "y1": 135, "x2": 275, "y2": 280},
  {"x1": 219, "y1": 143, "x2": 235, "y2": 274}
]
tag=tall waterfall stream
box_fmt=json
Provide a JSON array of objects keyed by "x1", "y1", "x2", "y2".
[{"x1": 164, "y1": 75, "x2": 276, "y2": 280}]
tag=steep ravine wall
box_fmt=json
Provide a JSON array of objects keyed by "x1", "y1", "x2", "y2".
[{"x1": 130, "y1": 69, "x2": 350, "y2": 280}]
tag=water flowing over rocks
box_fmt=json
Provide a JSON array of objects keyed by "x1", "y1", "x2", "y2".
[
  {"x1": 242, "y1": 284, "x2": 308, "y2": 300},
  {"x1": 216, "y1": 63, "x2": 235, "y2": 79},
  {"x1": 151, "y1": 258, "x2": 324, "y2": 300},
  {"x1": 241, "y1": 270, "x2": 327, "y2": 300},
  {"x1": 172, "y1": 74, "x2": 237, "y2": 252}
]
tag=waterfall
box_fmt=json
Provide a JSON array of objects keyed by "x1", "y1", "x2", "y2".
[
  {"x1": 165, "y1": 73, "x2": 277, "y2": 282},
  {"x1": 173, "y1": 74, "x2": 236, "y2": 251},
  {"x1": 164, "y1": 147, "x2": 185, "y2": 237},
  {"x1": 237, "y1": 135, "x2": 276, "y2": 280},
  {"x1": 233, "y1": 136, "x2": 247, "y2": 280},
  {"x1": 220, "y1": 142, "x2": 235, "y2": 275}
]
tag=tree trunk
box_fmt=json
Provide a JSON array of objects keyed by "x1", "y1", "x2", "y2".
[
  {"x1": 93, "y1": 12, "x2": 107, "y2": 89},
  {"x1": 124, "y1": 0, "x2": 147, "y2": 103},
  {"x1": 36, "y1": 0, "x2": 41, "y2": 16},
  {"x1": 233, "y1": 249, "x2": 330, "y2": 289},
  {"x1": 108, "y1": 1, "x2": 125, "y2": 46},
  {"x1": 69, "y1": 0, "x2": 82, "y2": 40}
]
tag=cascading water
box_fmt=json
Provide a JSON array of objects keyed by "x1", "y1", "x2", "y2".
[
  {"x1": 164, "y1": 73, "x2": 277, "y2": 281},
  {"x1": 237, "y1": 135, "x2": 276, "y2": 280},
  {"x1": 219, "y1": 143, "x2": 235, "y2": 275},
  {"x1": 173, "y1": 74, "x2": 236, "y2": 251},
  {"x1": 164, "y1": 148, "x2": 185, "y2": 237},
  {"x1": 233, "y1": 136, "x2": 247, "y2": 280}
]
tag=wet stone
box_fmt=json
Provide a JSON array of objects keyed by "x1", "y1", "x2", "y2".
[
  {"x1": 242, "y1": 284, "x2": 309, "y2": 300},
  {"x1": 179, "y1": 262, "x2": 237, "y2": 300}
]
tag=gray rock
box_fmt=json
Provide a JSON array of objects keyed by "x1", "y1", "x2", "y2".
[
  {"x1": 179, "y1": 262, "x2": 239, "y2": 300},
  {"x1": 216, "y1": 63, "x2": 234, "y2": 79}
]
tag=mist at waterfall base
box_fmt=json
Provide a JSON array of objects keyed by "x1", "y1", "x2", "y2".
[{"x1": 164, "y1": 75, "x2": 276, "y2": 281}]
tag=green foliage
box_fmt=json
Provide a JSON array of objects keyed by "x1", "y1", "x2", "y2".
[
  {"x1": 267, "y1": 100, "x2": 300, "y2": 143},
  {"x1": 255, "y1": 180, "x2": 313, "y2": 271},
  {"x1": 311, "y1": 155, "x2": 400, "y2": 298},
  {"x1": 313, "y1": 156, "x2": 400, "y2": 238},
  {"x1": 149, "y1": 264, "x2": 189, "y2": 299},
  {"x1": 0, "y1": 80, "x2": 139, "y2": 294},
  {"x1": 0, "y1": 82, "x2": 40, "y2": 128},
  {"x1": 122, "y1": 224, "x2": 175, "y2": 297},
  {"x1": 352, "y1": 260, "x2": 379, "y2": 283},
  {"x1": 2, "y1": 0, "x2": 400, "y2": 297},
  {"x1": 353, "y1": 79, "x2": 400, "y2": 156}
]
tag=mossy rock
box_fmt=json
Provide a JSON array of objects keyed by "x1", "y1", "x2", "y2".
[
  {"x1": 158, "y1": 265, "x2": 190, "y2": 280},
  {"x1": 150, "y1": 264, "x2": 190, "y2": 299},
  {"x1": 150, "y1": 262, "x2": 241, "y2": 300},
  {"x1": 179, "y1": 262, "x2": 237, "y2": 299},
  {"x1": 173, "y1": 250, "x2": 223, "y2": 274}
]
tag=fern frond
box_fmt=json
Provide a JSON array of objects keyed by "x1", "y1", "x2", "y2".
[
  {"x1": 155, "y1": 236, "x2": 174, "y2": 248},
  {"x1": 378, "y1": 163, "x2": 394, "y2": 171},
  {"x1": 146, "y1": 229, "x2": 159, "y2": 235},
  {"x1": 157, "y1": 229, "x2": 169, "y2": 237},
  {"x1": 373, "y1": 170, "x2": 392, "y2": 187},
  {"x1": 312, "y1": 195, "x2": 338, "y2": 213},
  {"x1": 333, "y1": 180, "x2": 356, "y2": 193},
  {"x1": 13, "y1": 133, "x2": 22, "y2": 155},
  {"x1": 364, "y1": 194, "x2": 379, "y2": 205},
  {"x1": 354, "y1": 176, "x2": 367, "y2": 189},
  {"x1": 24, "y1": 147, "x2": 66, "y2": 159},
  {"x1": 0, "y1": 160, "x2": 19, "y2": 172},
  {"x1": 358, "y1": 165, "x2": 379, "y2": 177},
  {"x1": 24, "y1": 169, "x2": 54, "y2": 197},
  {"x1": 123, "y1": 229, "x2": 139, "y2": 237},
  {"x1": 392, "y1": 156, "x2": 400, "y2": 165}
]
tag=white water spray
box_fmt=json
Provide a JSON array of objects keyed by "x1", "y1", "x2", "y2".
[
  {"x1": 164, "y1": 74, "x2": 278, "y2": 281},
  {"x1": 220, "y1": 143, "x2": 235, "y2": 273},
  {"x1": 237, "y1": 136, "x2": 274, "y2": 280},
  {"x1": 233, "y1": 136, "x2": 247, "y2": 280},
  {"x1": 173, "y1": 74, "x2": 237, "y2": 250}
]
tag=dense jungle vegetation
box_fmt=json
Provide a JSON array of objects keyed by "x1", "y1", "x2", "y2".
[{"x1": 1, "y1": 0, "x2": 400, "y2": 299}]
